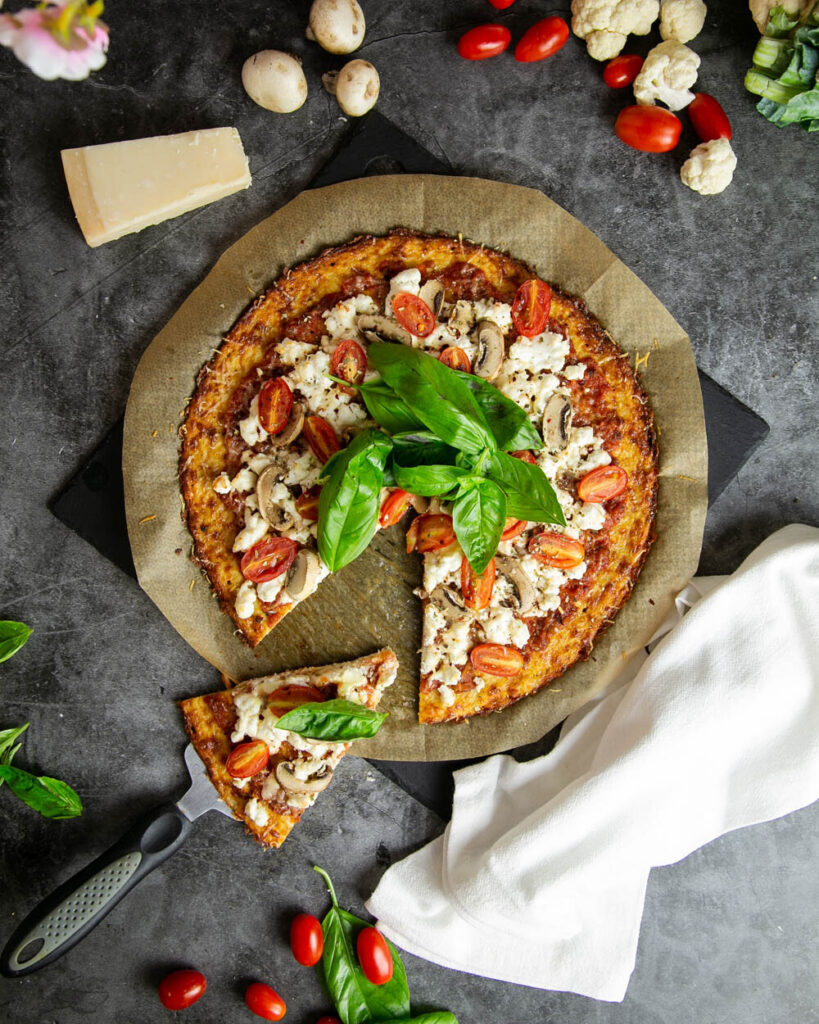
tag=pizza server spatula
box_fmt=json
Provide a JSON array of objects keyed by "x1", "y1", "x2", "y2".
[{"x1": 0, "y1": 743, "x2": 233, "y2": 977}]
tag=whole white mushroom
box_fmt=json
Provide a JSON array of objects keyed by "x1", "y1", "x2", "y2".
[
  {"x1": 322, "y1": 59, "x2": 380, "y2": 116},
  {"x1": 242, "y1": 50, "x2": 308, "y2": 113},
  {"x1": 307, "y1": 0, "x2": 366, "y2": 55}
]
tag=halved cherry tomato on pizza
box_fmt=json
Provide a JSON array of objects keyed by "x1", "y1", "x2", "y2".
[
  {"x1": 158, "y1": 969, "x2": 207, "y2": 1010},
  {"x1": 511, "y1": 449, "x2": 537, "y2": 465},
  {"x1": 577, "y1": 465, "x2": 628, "y2": 503},
  {"x1": 392, "y1": 293, "x2": 436, "y2": 337},
  {"x1": 330, "y1": 339, "x2": 367, "y2": 390},
  {"x1": 457, "y1": 23, "x2": 511, "y2": 60},
  {"x1": 241, "y1": 536, "x2": 299, "y2": 583},
  {"x1": 615, "y1": 106, "x2": 682, "y2": 153},
  {"x1": 470, "y1": 643, "x2": 524, "y2": 677},
  {"x1": 603, "y1": 53, "x2": 644, "y2": 88},
  {"x1": 267, "y1": 684, "x2": 325, "y2": 713},
  {"x1": 380, "y1": 488, "x2": 412, "y2": 528},
  {"x1": 296, "y1": 485, "x2": 321, "y2": 522},
  {"x1": 688, "y1": 92, "x2": 732, "y2": 142},
  {"x1": 511, "y1": 279, "x2": 551, "y2": 337},
  {"x1": 528, "y1": 531, "x2": 585, "y2": 569},
  {"x1": 500, "y1": 517, "x2": 527, "y2": 541},
  {"x1": 226, "y1": 740, "x2": 269, "y2": 779},
  {"x1": 245, "y1": 981, "x2": 286, "y2": 1021},
  {"x1": 439, "y1": 346, "x2": 472, "y2": 373},
  {"x1": 407, "y1": 513, "x2": 456, "y2": 553},
  {"x1": 258, "y1": 377, "x2": 294, "y2": 436},
  {"x1": 356, "y1": 927, "x2": 393, "y2": 985},
  {"x1": 514, "y1": 17, "x2": 569, "y2": 63},
  {"x1": 290, "y1": 913, "x2": 324, "y2": 966},
  {"x1": 461, "y1": 556, "x2": 496, "y2": 611},
  {"x1": 304, "y1": 414, "x2": 341, "y2": 463}
]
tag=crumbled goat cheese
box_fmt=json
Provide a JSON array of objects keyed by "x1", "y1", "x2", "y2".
[
  {"x1": 213, "y1": 472, "x2": 231, "y2": 494},
  {"x1": 472, "y1": 299, "x2": 514, "y2": 334},
  {"x1": 562, "y1": 363, "x2": 586, "y2": 381},
  {"x1": 423, "y1": 547, "x2": 463, "y2": 592},
  {"x1": 244, "y1": 797, "x2": 270, "y2": 827},
  {"x1": 235, "y1": 580, "x2": 257, "y2": 619},
  {"x1": 481, "y1": 606, "x2": 530, "y2": 648},
  {"x1": 385, "y1": 268, "x2": 421, "y2": 316},
  {"x1": 280, "y1": 348, "x2": 368, "y2": 435},
  {"x1": 323, "y1": 294, "x2": 379, "y2": 340},
  {"x1": 233, "y1": 508, "x2": 269, "y2": 552},
  {"x1": 257, "y1": 574, "x2": 285, "y2": 605},
  {"x1": 239, "y1": 395, "x2": 268, "y2": 447},
  {"x1": 437, "y1": 684, "x2": 457, "y2": 707},
  {"x1": 335, "y1": 667, "x2": 371, "y2": 703}
]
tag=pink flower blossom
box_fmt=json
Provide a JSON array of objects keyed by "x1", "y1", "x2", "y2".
[{"x1": 0, "y1": 2, "x2": 109, "y2": 81}]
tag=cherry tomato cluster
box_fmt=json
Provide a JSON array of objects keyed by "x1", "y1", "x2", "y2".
[{"x1": 457, "y1": 9, "x2": 569, "y2": 65}]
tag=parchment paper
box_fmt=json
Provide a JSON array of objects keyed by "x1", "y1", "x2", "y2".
[{"x1": 123, "y1": 175, "x2": 707, "y2": 761}]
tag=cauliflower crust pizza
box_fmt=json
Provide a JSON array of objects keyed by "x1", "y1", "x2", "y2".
[{"x1": 179, "y1": 229, "x2": 658, "y2": 725}]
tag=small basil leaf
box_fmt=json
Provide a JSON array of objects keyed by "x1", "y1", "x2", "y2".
[
  {"x1": 0, "y1": 765, "x2": 82, "y2": 819},
  {"x1": 455, "y1": 372, "x2": 542, "y2": 452},
  {"x1": 372, "y1": 1015, "x2": 459, "y2": 1024},
  {"x1": 0, "y1": 621, "x2": 33, "y2": 663},
  {"x1": 0, "y1": 722, "x2": 29, "y2": 760},
  {"x1": 275, "y1": 699, "x2": 387, "y2": 741},
  {"x1": 393, "y1": 463, "x2": 470, "y2": 497},
  {"x1": 487, "y1": 451, "x2": 566, "y2": 525},
  {"x1": 452, "y1": 478, "x2": 507, "y2": 574}
]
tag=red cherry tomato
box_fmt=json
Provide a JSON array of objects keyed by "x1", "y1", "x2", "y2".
[
  {"x1": 514, "y1": 17, "x2": 569, "y2": 63},
  {"x1": 528, "y1": 531, "x2": 585, "y2": 569},
  {"x1": 245, "y1": 981, "x2": 286, "y2": 1021},
  {"x1": 439, "y1": 346, "x2": 472, "y2": 373},
  {"x1": 380, "y1": 488, "x2": 413, "y2": 528},
  {"x1": 295, "y1": 485, "x2": 321, "y2": 522},
  {"x1": 356, "y1": 927, "x2": 393, "y2": 985},
  {"x1": 258, "y1": 378, "x2": 294, "y2": 436},
  {"x1": 500, "y1": 517, "x2": 527, "y2": 541},
  {"x1": 461, "y1": 556, "x2": 496, "y2": 611},
  {"x1": 226, "y1": 740, "x2": 269, "y2": 779},
  {"x1": 304, "y1": 414, "x2": 341, "y2": 463},
  {"x1": 330, "y1": 339, "x2": 367, "y2": 390},
  {"x1": 392, "y1": 293, "x2": 436, "y2": 337},
  {"x1": 688, "y1": 92, "x2": 732, "y2": 142},
  {"x1": 241, "y1": 536, "x2": 299, "y2": 583},
  {"x1": 267, "y1": 684, "x2": 325, "y2": 713},
  {"x1": 614, "y1": 106, "x2": 682, "y2": 153},
  {"x1": 470, "y1": 643, "x2": 524, "y2": 677},
  {"x1": 158, "y1": 969, "x2": 207, "y2": 1011},
  {"x1": 316, "y1": 1018, "x2": 341, "y2": 1024},
  {"x1": 577, "y1": 465, "x2": 628, "y2": 502},
  {"x1": 488, "y1": 0, "x2": 515, "y2": 7},
  {"x1": 511, "y1": 279, "x2": 551, "y2": 337},
  {"x1": 407, "y1": 513, "x2": 456, "y2": 553},
  {"x1": 603, "y1": 53, "x2": 644, "y2": 88},
  {"x1": 290, "y1": 913, "x2": 324, "y2": 966},
  {"x1": 511, "y1": 449, "x2": 537, "y2": 465},
  {"x1": 457, "y1": 23, "x2": 511, "y2": 61}
]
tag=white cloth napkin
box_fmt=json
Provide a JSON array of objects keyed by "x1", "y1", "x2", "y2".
[{"x1": 367, "y1": 524, "x2": 819, "y2": 1002}]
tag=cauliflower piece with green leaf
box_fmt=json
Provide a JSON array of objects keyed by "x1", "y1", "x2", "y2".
[
  {"x1": 633, "y1": 39, "x2": 701, "y2": 109},
  {"x1": 680, "y1": 138, "x2": 737, "y2": 195},
  {"x1": 571, "y1": 0, "x2": 660, "y2": 61},
  {"x1": 660, "y1": 0, "x2": 707, "y2": 42}
]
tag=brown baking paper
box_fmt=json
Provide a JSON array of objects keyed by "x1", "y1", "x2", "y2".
[{"x1": 123, "y1": 175, "x2": 707, "y2": 761}]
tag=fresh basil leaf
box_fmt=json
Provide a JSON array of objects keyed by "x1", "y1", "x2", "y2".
[
  {"x1": 372, "y1": 1015, "x2": 459, "y2": 1024},
  {"x1": 452, "y1": 478, "x2": 507, "y2": 574},
  {"x1": 0, "y1": 765, "x2": 82, "y2": 819},
  {"x1": 276, "y1": 699, "x2": 387, "y2": 741},
  {"x1": 314, "y1": 866, "x2": 411, "y2": 1024},
  {"x1": 391, "y1": 432, "x2": 460, "y2": 469},
  {"x1": 0, "y1": 722, "x2": 29, "y2": 760},
  {"x1": 0, "y1": 621, "x2": 33, "y2": 663},
  {"x1": 362, "y1": 386, "x2": 428, "y2": 435},
  {"x1": 368, "y1": 343, "x2": 496, "y2": 455},
  {"x1": 455, "y1": 372, "x2": 542, "y2": 452},
  {"x1": 393, "y1": 463, "x2": 470, "y2": 497},
  {"x1": 487, "y1": 451, "x2": 566, "y2": 525}
]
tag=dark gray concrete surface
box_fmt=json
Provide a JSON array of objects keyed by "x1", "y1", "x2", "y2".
[{"x1": 0, "y1": 2, "x2": 817, "y2": 1022}]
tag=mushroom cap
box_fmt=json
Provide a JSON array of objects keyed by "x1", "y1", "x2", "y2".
[
  {"x1": 495, "y1": 556, "x2": 536, "y2": 615},
  {"x1": 241, "y1": 50, "x2": 308, "y2": 114},
  {"x1": 542, "y1": 393, "x2": 572, "y2": 452},
  {"x1": 473, "y1": 319, "x2": 505, "y2": 381},
  {"x1": 308, "y1": 0, "x2": 366, "y2": 54},
  {"x1": 357, "y1": 313, "x2": 414, "y2": 346},
  {"x1": 270, "y1": 401, "x2": 305, "y2": 446},
  {"x1": 275, "y1": 760, "x2": 334, "y2": 794},
  {"x1": 256, "y1": 465, "x2": 296, "y2": 530},
  {"x1": 419, "y1": 279, "x2": 445, "y2": 320},
  {"x1": 334, "y1": 59, "x2": 380, "y2": 116},
  {"x1": 284, "y1": 549, "x2": 322, "y2": 601}
]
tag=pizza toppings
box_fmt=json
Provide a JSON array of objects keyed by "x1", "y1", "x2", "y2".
[
  {"x1": 304, "y1": 414, "x2": 341, "y2": 463},
  {"x1": 283, "y1": 548, "x2": 322, "y2": 601},
  {"x1": 226, "y1": 739, "x2": 270, "y2": 778},
  {"x1": 439, "y1": 345, "x2": 472, "y2": 373},
  {"x1": 470, "y1": 642, "x2": 525, "y2": 677},
  {"x1": 241, "y1": 536, "x2": 300, "y2": 583},
  {"x1": 275, "y1": 759, "x2": 334, "y2": 794},
  {"x1": 541, "y1": 392, "x2": 572, "y2": 452},
  {"x1": 511, "y1": 279, "x2": 552, "y2": 337},
  {"x1": 330, "y1": 338, "x2": 367, "y2": 390},
  {"x1": 379, "y1": 488, "x2": 412, "y2": 528},
  {"x1": 258, "y1": 377, "x2": 294, "y2": 435},
  {"x1": 408, "y1": 513, "x2": 456, "y2": 553},
  {"x1": 577, "y1": 464, "x2": 629, "y2": 502},
  {"x1": 528, "y1": 530, "x2": 586, "y2": 569},
  {"x1": 461, "y1": 555, "x2": 496, "y2": 611},
  {"x1": 472, "y1": 319, "x2": 505, "y2": 380}
]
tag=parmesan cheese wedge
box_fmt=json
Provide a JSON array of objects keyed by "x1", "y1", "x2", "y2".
[{"x1": 61, "y1": 127, "x2": 252, "y2": 248}]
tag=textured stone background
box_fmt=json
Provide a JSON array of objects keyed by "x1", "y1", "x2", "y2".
[{"x1": 0, "y1": 1, "x2": 816, "y2": 1022}]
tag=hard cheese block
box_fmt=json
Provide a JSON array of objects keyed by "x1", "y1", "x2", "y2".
[{"x1": 61, "y1": 127, "x2": 252, "y2": 247}]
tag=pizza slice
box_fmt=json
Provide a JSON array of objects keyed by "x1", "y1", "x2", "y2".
[{"x1": 179, "y1": 648, "x2": 398, "y2": 848}]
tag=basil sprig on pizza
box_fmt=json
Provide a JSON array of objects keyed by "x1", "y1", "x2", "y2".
[{"x1": 319, "y1": 342, "x2": 564, "y2": 574}]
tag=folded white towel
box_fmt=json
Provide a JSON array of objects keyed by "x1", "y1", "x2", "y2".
[{"x1": 367, "y1": 525, "x2": 819, "y2": 1002}]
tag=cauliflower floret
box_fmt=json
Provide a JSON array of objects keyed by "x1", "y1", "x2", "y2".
[
  {"x1": 571, "y1": 0, "x2": 660, "y2": 61},
  {"x1": 633, "y1": 39, "x2": 700, "y2": 110},
  {"x1": 659, "y1": 0, "x2": 706, "y2": 42},
  {"x1": 680, "y1": 138, "x2": 737, "y2": 195}
]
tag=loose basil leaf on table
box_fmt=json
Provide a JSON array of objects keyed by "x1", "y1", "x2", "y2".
[
  {"x1": 452, "y1": 477, "x2": 507, "y2": 574},
  {"x1": 0, "y1": 620, "x2": 33, "y2": 663},
  {"x1": 487, "y1": 450, "x2": 566, "y2": 525},
  {"x1": 393, "y1": 463, "x2": 471, "y2": 497},
  {"x1": 314, "y1": 866, "x2": 411, "y2": 1024},
  {"x1": 372, "y1": 1014, "x2": 459, "y2": 1024},
  {"x1": 275, "y1": 699, "x2": 387, "y2": 741},
  {"x1": 455, "y1": 371, "x2": 543, "y2": 452},
  {"x1": 0, "y1": 722, "x2": 29, "y2": 786},
  {"x1": 0, "y1": 765, "x2": 83, "y2": 819}
]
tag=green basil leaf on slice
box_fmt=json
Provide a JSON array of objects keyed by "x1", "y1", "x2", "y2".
[
  {"x1": 314, "y1": 866, "x2": 411, "y2": 1024},
  {"x1": 455, "y1": 372, "x2": 542, "y2": 452},
  {"x1": 362, "y1": 386, "x2": 428, "y2": 435},
  {"x1": 368, "y1": 343, "x2": 496, "y2": 455},
  {"x1": 487, "y1": 451, "x2": 566, "y2": 525},
  {"x1": 0, "y1": 621, "x2": 33, "y2": 663},
  {"x1": 0, "y1": 765, "x2": 83, "y2": 819},
  {"x1": 393, "y1": 463, "x2": 470, "y2": 497},
  {"x1": 275, "y1": 699, "x2": 387, "y2": 741},
  {"x1": 372, "y1": 1014, "x2": 459, "y2": 1024},
  {"x1": 452, "y1": 478, "x2": 507, "y2": 575}
]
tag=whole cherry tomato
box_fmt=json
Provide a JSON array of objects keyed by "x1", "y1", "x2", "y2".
[
  {"x1": 407, "y1": 513, "x2": 456, "y2": 553},
  {"x1": 457, "y1": 23, "x2": 511, "y2": 61},
  {"x1": 356, "y1": 927, "x2": 393, "y2": 985},
  {"x1": 470, "y1": 643, "x2": 524, "y2": 677},
  {"x1": 380, "y1": 489, "x2": 413, "y2": 528},
  {"x1": 500, "y1": 517, "x2": 527, "y2": 541},
  {"x1": 330, "y1": 339, "x2": 367, "y2": 390},
  {"x1": 461, "y1": 556, "x2": 496, "y2": 611},
  {"x1": 614, "y1": 106, "x2": 682, "y2": 153},
  {"x1": 158, "y1": 969, "x2": 207, "y2": 1011},
  {"x1": 528, "y1": 531, "x2": 585, "y2": 569},
  {"x1": 258, "y1": 378, "x2": 294, "y2": 435},
  {"x1": 226, "y1": 740, "x2": 269, "y2": 779},
  {"x1": 577, "y1": 465, "x2": 628, "y2": 502},
  {"x1": 511, "y1": 279, "x2": 551, "y2": 337},
  {"x1": 303, "y1": 414, "x2": 341, "y2": 463},
  {"x1": 439, "y1": 346, "x2": 472, "y2": 373},
  {"x1": 295, "y1": 485, "x2": 321, "y2": 522},
  {"x1": 487, "y1": 0, "x2": 515, "y2": 7},
  {"x1": 241, "y1": 536, "x2": 299, "y2": 583},
  {"x1": 245, "y1": 981, "x2": 286, "y2": 1021},
  {"x1": 316, "y1": 1017, "x2": 342, "y2": 1024},
  {"x1": 688, "y1": 92, "x2": 732, "y2": 142},
  {"x1": 392, "y1": 293, "x2": 436, "y2": 337},
  {"x1": 514, "y1": 17, "x2": 569, "y2": 63},
  {"x1": 290, "y1": 913, "x2": 324, "y2": 966},
  {"x1": 603, "y1": 54, "x2": 644, "y2": 88}
]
